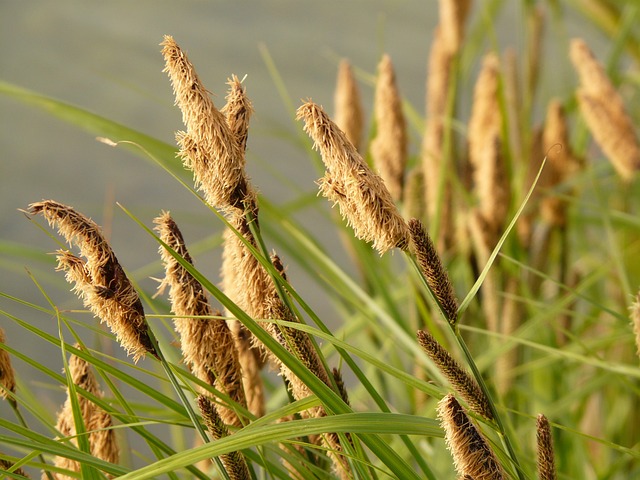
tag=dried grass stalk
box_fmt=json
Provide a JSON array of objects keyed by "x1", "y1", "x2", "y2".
[
  {"x1": 155, "y1": 211, "x2": 246, "y2": 427},
  {"x1": 297, "y1": 100, "x2": 410, "y2": 254},
  {"x1": 570, "y1": 38, "x2": 640, "y2": 182},
  {"x1": 50, "y1": 347, "x2": 118, "y2": 479},
  {"x1": 468, "y1": 53, "x2": 510, "y2": 240},
  {"x1": 536, "y1": 414, "x2": 557, "y2": 480},
  {"x1": 417, "y1": 330, "x2": 492, "y2": 420},
  {"x1": 161, "y1": 35, "x2": 254, "y2": 213},
  {"x1": 0, "y1": 328, "x2": 16, "y2": 402},
  {"x1": 370, "y1": 54, "x2": 408, "y2": 201},
  {"x1": 334, "y1": 59, "x2": 364, "y2": 152},
  {"x1": 30, "y1": 200, "x2": 156, "y2": 362},
  {"x1": 409, "y1": 219, "x2": 458, "y2": 325},
  {"x1": 197, "y1": 395, "x2": 251, "y2": 480},
  {"x1": 437, "y1": 394, "x2": 505, "y2": 480}
]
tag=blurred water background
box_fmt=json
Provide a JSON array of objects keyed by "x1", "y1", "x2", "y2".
[{"x1": 0, "y1": 0, "x2": 608, "y2": 474}]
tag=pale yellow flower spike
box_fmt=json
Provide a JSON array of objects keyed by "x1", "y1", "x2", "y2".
[
  {"x1": 570, "y1": 38, "x2": 640, "y2": 182},
  {"x1": 370, "y1": 54, "x2": 408, "y2": 201},
  {"x1": 297, "y1": 100, "x2": 410, "y2": 254}
]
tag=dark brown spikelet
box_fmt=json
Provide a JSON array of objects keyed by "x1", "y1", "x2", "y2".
[
  {"x1": 297, "y1": 100, "x2": 410, "y2": 254},
  {"x1": 417, "y1": 330, "x2": 493, "y2": 421},
  {"x1": 0, "y1": 457, "x2": 29, "y2": 478},
  {"x1": 50, "y1": 347, "x2": 119, "y2": 479},
  {"x1": 29, "y1": 200, "x2": 156, "y2": 362},
  {"x1": 437, "y1": 394, "x2": 505, "y2": 480},
  {"x1": 536, "y1": 414, "x2": 557, "y2": 480},
  {"x1": 154, "y1": 212, "x2": 247, "y2": 427},
  {"x1": 0, "y1": 328, "x2": 17, "y2": 403},
  {"x1": 409, "y1": 219, "x2": 458, "y2": 325},
  {"x1": 197, "y1": 395, "x2": 250, "y2": 480}
]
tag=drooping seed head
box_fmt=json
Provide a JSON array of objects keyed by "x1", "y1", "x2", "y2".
[
  {"x1": 30, "y1": 200, "x2": 156, "y2": 362},
  {"x1": 297, "y1": 100, "x2": 410, "y2": 254}
]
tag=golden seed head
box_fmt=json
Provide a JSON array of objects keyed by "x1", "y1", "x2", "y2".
[
  {"x1": 52, "y1": 347, "x2": 119, "y2": 478},
  {"x1": 221, "y1": 75, "x2": 254, "y2": 153},
  {"x1": 439, "y1": 0, "x2": 472, "y2": 54},
  {"x1": 297, "y1": 100, "x2": 410, "y2": 254},
  {"x1": 570, "y1": 38, "x2": 640, "y2": 182},
  {"x1": 161, "y1": 35, "x2": 254, "y2": 212},
  {"x1": 30, "y1": 200, "x2": 156, "y2": 362},
  {"x1": 154, "y1": 212, "x2": 247, "y2": 426},
  {"x1": 468, "y1": 53, "x2": 510, "y2": 236}
]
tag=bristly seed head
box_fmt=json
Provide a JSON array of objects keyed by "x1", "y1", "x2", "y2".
[
  {"x1": 296, "y1": 100, "x2": 410, "y2": 254},
  {"x1": 29, "y1": 200, "x2": 157, "y2": 362},
  {"x1": 437, "y1": 394, "x2": 505, "y2": 480}
]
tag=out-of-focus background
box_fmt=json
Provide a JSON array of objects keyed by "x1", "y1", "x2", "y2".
[{"x1": 0, "y1": 0, "x2": 607, "y2": 468}]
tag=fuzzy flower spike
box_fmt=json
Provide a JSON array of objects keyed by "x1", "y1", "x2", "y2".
[
  {"x1": 29, "y1": 200, "x2": 157, "y2": 362},
  {"x1": 297, "y1": 100, "x2": 410, "y2": 254}
]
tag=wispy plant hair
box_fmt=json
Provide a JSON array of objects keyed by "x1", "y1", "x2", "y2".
[
  {"x1": 297, "y1": 100, "x2": 410, "y2": 254},
  {"x1": 29, "y1": 200, "x2": 157, "y2": 362}
]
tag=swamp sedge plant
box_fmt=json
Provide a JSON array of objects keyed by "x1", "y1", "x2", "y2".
[{"x1": 2, "y1": 2, "x2": 640, "y2": 479}]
